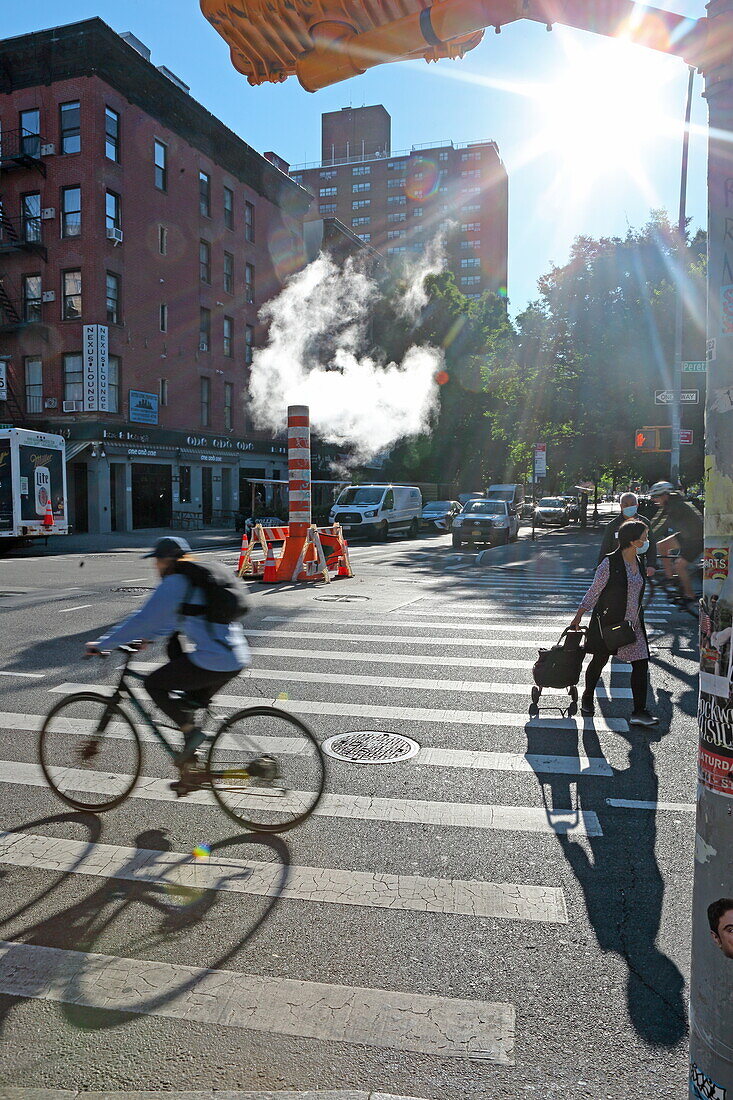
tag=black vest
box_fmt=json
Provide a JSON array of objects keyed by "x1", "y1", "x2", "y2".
[{"x1": 586, "y1": 548, "x2": 647, "y2": 655}]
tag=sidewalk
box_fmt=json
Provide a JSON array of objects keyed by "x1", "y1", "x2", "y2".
[{"x1": 6, "y1": 527, "x2": 242, "y2": 557}]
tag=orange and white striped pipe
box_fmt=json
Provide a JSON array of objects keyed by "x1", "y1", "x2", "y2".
[{"x1": 288, "y1": 405, "x2": 311, "y2": 535}]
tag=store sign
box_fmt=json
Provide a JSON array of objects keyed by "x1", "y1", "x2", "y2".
[
  {"x1": 82, "y1": 325, "x2": 109, "y2": 411},
  {"x1": 129, "y1": 390, "x2": 159, "y2": 424},
  {"x1": 0, "y1": 360, "x2": 7, "y2": 403}
]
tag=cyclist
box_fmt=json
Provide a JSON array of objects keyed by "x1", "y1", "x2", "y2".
[
  {"x1": 85, "y1": 536, "x2": 249, "y2": 762},
  {"x1": 648, "y1": 480, "x2": 703, "y2": 605}
]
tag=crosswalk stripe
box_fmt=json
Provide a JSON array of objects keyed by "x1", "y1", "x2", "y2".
[
  {"x1": 0, "y1": 941, "x2": 516, "y2": 1063},
  {"x1": 606, "y1": 798, "x2": 695, "y2": 811},
  {"x1": 249, "y1": 630, "x2": 597, "y2": 651},
  {"x1": 261, "y1": 616, "x2": 668, "y2": 633},
  {"x1": 49, "y1": 686, "x2": 631, "y2": 732},
  {"x1": 0, "y1": 760, "x2": 602, "y2": 836},
  {"x1": 0, "y1": 830, "x2": 568, "y2": 923}
]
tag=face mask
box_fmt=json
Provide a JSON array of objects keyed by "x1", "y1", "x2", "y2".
[
  {"x1": 638, "y1": 539, "x2": 650, "y2": 555},
  {"x1": 622, "y1": 505, "x2": 637, "y2": 517}
]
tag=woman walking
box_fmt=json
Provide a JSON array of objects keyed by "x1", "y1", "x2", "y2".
[{"x1": 570, "y1": 519, "x2": 659, "y2": 727}]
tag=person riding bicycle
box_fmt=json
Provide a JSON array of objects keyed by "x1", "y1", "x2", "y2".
[
  {"x1": 648, "y1": 480, "x2": 703, "y2": 605},
  {"x1": 85, "y1": 536, "x2": 249, "y2": 762}
]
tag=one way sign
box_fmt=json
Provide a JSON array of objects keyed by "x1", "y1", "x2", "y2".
[{"x1": 655, "y1": 390, "x2": 699, "y2": 405}]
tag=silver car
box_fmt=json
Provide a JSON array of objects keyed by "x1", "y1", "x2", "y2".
[{"x1": 421, "y1": 499, "x2": 462, "y2": 531}]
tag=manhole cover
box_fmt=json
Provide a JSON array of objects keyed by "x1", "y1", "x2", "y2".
[
  {"x1": 322, "y1": 731, "x2": 420, "y2": 764},
  {"x1": 314, "y1": 593, "x2": 370, "y2": 603},
  {"x1": 114, "y1": 587, "x2": 154, "y2": 594}
]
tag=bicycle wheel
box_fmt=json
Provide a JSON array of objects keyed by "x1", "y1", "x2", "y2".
[
  {"x1": 207, "y1": 705, "x2": 326, "y2": 832},
  {"x1": 39, "y1": 692, "x2": 142, "y2": 812}
]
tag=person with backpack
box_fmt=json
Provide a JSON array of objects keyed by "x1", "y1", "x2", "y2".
[
  {"x1": 85, "y1": 536, "x2": 249, "y2": 761},
  {"x1": 569, "y1": 519, "x2": 658, "y2": 727}
]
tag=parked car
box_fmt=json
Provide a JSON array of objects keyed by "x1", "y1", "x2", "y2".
[
  {"x1": 535, "y1": 497, "x2": 570, "y2": 526},
  {"x1": 329, "y1": 483, "x2": 422, "y2": 540},
  {"x1": 421, "y1": 500, "x2": 462, "y2": 531},
  {"x1": 452, "y1": 499, "x2": 519, "y2": 548},
  {"x1": 457, "y1": 492, "x2": 485, "y2": 506}
]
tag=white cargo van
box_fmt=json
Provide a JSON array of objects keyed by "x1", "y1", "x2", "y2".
[
  {"x1": 488, "y1": 483, "x2": 525, "y2": 516},
  {"x1": 329, "y1": 484, "x2": 422, "y2": 540}
]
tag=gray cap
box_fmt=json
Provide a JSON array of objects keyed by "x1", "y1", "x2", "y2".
[{"x1": 141, "y1": 536, "x2": 191, "y2": 559}]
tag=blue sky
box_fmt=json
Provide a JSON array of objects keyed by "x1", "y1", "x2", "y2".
[{"x1": 4, "y1": 0, "x2": 709, "y2": 313}]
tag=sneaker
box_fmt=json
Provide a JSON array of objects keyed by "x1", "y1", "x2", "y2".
[
  {"x1": 176, "y1": 727, "x2": 207, "y2": 765},
  {"x1": 630, "y1": 710, "x2": 659, "y2": 727},
  {"x1": 580, "y1": 694, "x2": 595, "y2": 717}
]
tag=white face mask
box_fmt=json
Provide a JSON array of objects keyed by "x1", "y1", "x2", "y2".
[
  {"x1": 638, "y1": 539, "x2": 650, "y2": 555},
  {"x1": 622, "y1": 505, "x2": 638, "y2": 517}
]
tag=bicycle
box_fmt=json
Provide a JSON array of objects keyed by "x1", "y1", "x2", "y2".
[
  {"x1": 644, "y1": 554, "x2": 701, "y2": 618},
  {"x1": 38, "y1": 644, "x2": 327, "y2": 833}
]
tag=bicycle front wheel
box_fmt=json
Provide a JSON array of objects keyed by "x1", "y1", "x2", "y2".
[
  {"x1": 208, "y1": 705, "x2": 326, "y2": 832},
  {"x1": 39, "y1": 692, "x2": 142, "y2": 812}
]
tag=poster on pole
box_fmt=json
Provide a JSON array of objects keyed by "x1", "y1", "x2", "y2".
[{"x1": 534, "y1": 443, "x2": 547, "y2": 478}]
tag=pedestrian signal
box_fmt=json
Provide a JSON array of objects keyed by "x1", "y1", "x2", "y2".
[
  {"x1": 635, "y1": 430, "x2": 655, "y2": 450},
  {"x1": 634, "y1": 427, "x2": 672, "y2": 453}
]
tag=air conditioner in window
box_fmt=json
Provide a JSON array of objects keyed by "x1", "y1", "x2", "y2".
[
  {"x1": 41, "y1": 208, "x2": 55, "y2": 220},
  {"x1": 106, "y1": 226, "x2": 123, "y2": 244},
  {"x1": 42, "y1": 291, "x2": 55, "y2": 302},
  {"x1": 44, "y1": 397, "x2": 58, "y2": 409},
  {"x1": 198, "y1": 341, "x2": 209, "y2": 352},
  {"x1": 62, "y1": 399, "x2": 84, "y2": 413},
  {"x1": 40, "y1": 143, "x2": 55, "y2": 156}
]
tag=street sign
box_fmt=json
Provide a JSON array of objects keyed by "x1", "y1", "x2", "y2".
[
  {"x1": 655, "y1": 389, "x2": 699, "y2": 404},
  {"x1": 534, "y1": 442, "x2": 547, "y2": 478},
  {"x1": 682, "y1": 361, "x2": 707, "y2": 372},
  {"x1": 680, "y1": 429, "x2": 694, "y2": 445}
]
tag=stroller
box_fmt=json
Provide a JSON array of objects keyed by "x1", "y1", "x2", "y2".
[{"x1": 530, "y1": 627, "x2": 586, "y2": 718}]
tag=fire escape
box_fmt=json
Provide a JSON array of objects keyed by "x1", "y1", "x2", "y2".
[{"x1": 0, "y1": 127, "x2": 47, "y2": 426}]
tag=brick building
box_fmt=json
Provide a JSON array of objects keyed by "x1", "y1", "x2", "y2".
[
  {"x1": 0, "y1": 19, "x2": 322, "y2": 533},
  {"x1": 291, "y1": 105, "x2": 509, "y2": 300}
]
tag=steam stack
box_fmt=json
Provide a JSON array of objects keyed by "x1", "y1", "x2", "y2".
[{"x1": 276, "y1": 405, "x2": 311, "y2": 579}]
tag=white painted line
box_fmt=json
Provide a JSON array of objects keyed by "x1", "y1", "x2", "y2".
[
  {"x1": 261, "y1": 617, "x2": 669, "y2": 634},
  {"x1": 0, "y1": 760, "x2": 602, "y2": 837},
  {"x1": 0, "y1": 941, "x2": 515, "y2": 1063},
  {"x1": 0, "y1": 830, "x2": 568, "y2": 923},
  {"x1": 606, "y1": 798, "x2": 695, "y2": 811},
  {"x1": 131, "y1": 650, "x2": 632, "y2": 672},
  {"x1": 57, "y1": 604, "x2": 92, "y2": 614},
  {"x1": 0, "y1": 670, "x2": 44, "y2": 679},
  {"x1": 49, "y1": 685, "x2": 631, "y2": 733},
  {"x1": 249, "y1": 630, "x2": 576, "y2": 651}
]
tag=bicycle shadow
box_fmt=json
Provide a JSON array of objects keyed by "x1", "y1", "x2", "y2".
[
  {"x1": 1, "y1": 626, "x2": 120, "y2": 673},
  {"x1": 526, "y1": 717, "x2": 687, "y2": 1048},
  {"x1": 0, "y1": 824, "x2": 290, "y2": 1034}
]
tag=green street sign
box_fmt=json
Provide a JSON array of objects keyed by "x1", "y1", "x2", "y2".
[{"x1": 682, "y1": 361, "x2": 707, "y2": 372}]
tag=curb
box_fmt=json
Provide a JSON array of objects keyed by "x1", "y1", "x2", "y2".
[{"x1": 0, "y1": 1093, "x2": 433, "y2": 1100}]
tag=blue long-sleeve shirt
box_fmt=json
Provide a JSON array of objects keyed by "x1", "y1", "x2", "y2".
[{"x1": 93, "y1": 573, "x2": 250, "y2": 672}]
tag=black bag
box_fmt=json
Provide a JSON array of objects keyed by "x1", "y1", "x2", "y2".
[
  {"x1": 175, "y1": 561, "x2": 248, "y2": 624},
  {"x1": 533, "y1": 628, "x2": 585, "y2": 690},
  {"x1": 601, "y1": 619, "x2": 636, "y2": 652}
]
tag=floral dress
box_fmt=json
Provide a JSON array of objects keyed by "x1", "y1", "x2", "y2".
[{"x1": 580, "y1": 557, "x2": 650, "y2": 662}]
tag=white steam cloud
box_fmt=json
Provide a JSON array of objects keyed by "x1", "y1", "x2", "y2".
[{"x1": 248, "y1": 249, "x2": 445, "y2": 461}]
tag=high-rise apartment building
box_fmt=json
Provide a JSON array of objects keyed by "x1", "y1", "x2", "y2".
[{"x1": 292, "y1": 105, "x2": 509, "y2": 300}]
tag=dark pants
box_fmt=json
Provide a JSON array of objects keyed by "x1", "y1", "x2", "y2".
[
  {"x1": 145, "y1": 655, "x2": 238, "y2": 732},
  {"x1": 584, "y1": 653, "x2": 649, "y2": 711}
]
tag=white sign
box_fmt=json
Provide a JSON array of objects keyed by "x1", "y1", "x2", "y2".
[
  {"x1": 82, "y1": 325, "x2": 110, "y2": 412},
  {"x1": 0, "y1": 360, "x2": 7, "y2": 403},
  {"x1": 707, "y1": 338, "x2": 717, "y2": 362},
  {"x1": 682, "y1": 361, "x2": 707, "y2": 373},
  {"x1": 654, "y1": 389, "x2": 699, "y2": 405},
  {"x1": 34, "y1": 466, "x2": 50, "y2": 516},
  {"x1": 534, "y1": 443, "x2": 547, "y2": 478}
]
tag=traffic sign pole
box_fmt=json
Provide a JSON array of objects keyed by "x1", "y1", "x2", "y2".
[{"x1": 670, "y1": 66, "x2": 695, "y2": 487}]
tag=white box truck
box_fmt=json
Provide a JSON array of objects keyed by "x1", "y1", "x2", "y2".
[
  {"x1": 329, "y1": 483, "x2": 422, "y2": 540},
  {"x1": 0, "y1": 428, "x2": 69, "y2": 542}
]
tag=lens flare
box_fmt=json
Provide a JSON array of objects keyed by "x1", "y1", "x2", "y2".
[
  {"x1": 192, "y1": 844, "x2": 210, "y2": 861},
  {"x1": 269, "y1": 226, "x2": 306, "y2": 283},
  {"x1": 405, "y1": 157, "x2": 439, "y2": 201}
]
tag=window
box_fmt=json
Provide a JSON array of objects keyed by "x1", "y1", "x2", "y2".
[
  {"x1": 319, "y1": 187, "x2": 337, "y2": 198},
  {"x1": 199, "y1": 308, "x2": 211, "y2": 352},
  {"x1": 352, "y1": 165, "x2": 371, "y2": 176},
  {"x1": 356, "y1": 233, "x2": 371, "y2": 242},
  {"x1": 460, "y1": 239, "x2": 481, "y2": 250},
  {"x1": 412, "y1": 207, "x2": 423, "y2": 218},
  {"x1": 320, "y1": 169, "x2": 337, "y2": 180},
  {"x1": 159, "y1": 303, "x2": 168, "y2": 332},
  {"x1": 387, "y1": 230, "x2": 404, "y2": 240},
  {"x1": 200, "y1": 377, "x2": 211, "y2": 426},
  {"x1": 462, "y1": 203, "x2": 481, "y2": 213},
  {"x1": 387, "y1": 212, "x2": 406, "y2": 224},
  {"x1": 19, "y1": 108, "x2": 40, "y2": 158},
  {"x1": 61, "y1": 186, "x2": 81, "y2": 237},
  {"x1": 21, "y1": 192, "x2": 41, "y2": 242},
  {"x1": 22, "y1": 274, "x2": 42, "y2": 322},
  {"x1": 461, "y1": 222, "x2": 481, "y2": 232},
  {"x1": 106, "y1": 272, "x2": 120, "y2": 324},
  {"x1": 352, "y1": 200, "x2": 370, "y2": 211},
  {"x1": 384, "y1": 490, "x2": 394, "y2": 509},
  {"x1": 154, "y1": 140, "x2": 167, "y2": 191},
  {"x1": 24, "y1": 357, "x2": 43, "y2": 413},
  {"x1": 291, "y1": 173, "x2": 303, "y2": 184},
  {"x1": 224, "y1": 382, "x2": 233, "y2": 430},
  {"x1": 439, "y1": 151, "x2": 450, "y2": 161},
  {"x1": 105, "y1": 107, "x2": 120, "y2": 162},
  {"x1": 179, "y1": 465, "x2": 192, "y2": 503},
  {"x1": 244, "y1": 201, "x2": 254, "y2": 242},
  {"x1": 352, "y1": 217, "x2": 370, "y2": 227},
  {"x1": 224, "y1": 316, "x2": 233, "y2": 357},
  {"x1": 461, "y1": 275, "x2": 481, "y2": 287},
  {"x1": 63, "y1": 353, "x2": 83, "y2": 402},
  {"x1": 199, "y1": 171, "x2": 211, "y2": 216},
  {"x1": 245, "y1": 324, "x2": 254, "y2": 365},
  {"x1": 105, "y1": 190, "x2": 120, "y2": 231},
  {"x1": 62, "y1": 270, "x2": 82, "y2": 319},
  {"x1": 387, "y1": 246, "x2": 407, "y2": 255},
  {"x1": 463, "y1": 186, "x2": 481, "y2": 195},
  {"x1": 387, "y1": 160, "x2": 405, "y2": 170},
  {"x1": 387, "y1": 179, "x2": 404, "y2": 189},
  {"x1": 461, "y1": 169, "x2": 481, "y2": 179},
  {"x1": 108, "y1": 355, "x2": 120, "y2": 413},
  {"x1": 412, "y1": 171, "x2": 424, "y2": 181},
  {"x1": 460, "y1": 257, "x2": 480, "y2": 269},
  {"x1": 461, "y1": 151, "x2": 481, "y2": 162},
  {"x1": 352, "y1": 182, "x2": 370, "y2": 193},
  {"x1": 159, "y1": 378, "x2": 169, "y2": 406},
  {"x1": 223, "y1": 185, "x2": 233, "y2": 229},
  {"x1": 199, "y1": 239, "x2": 211, "y2": 283},
  {"x1": 245, "y1": 262, "x2": 254, "y2": 304},
  {"x1": 411, "y1": 242, "x2": 423, "y2": 252},
  {"x1": 387, "y1": 195, "x2": 406, "y2": 206},
  {"x1": 224, "y1": 251, "x2": 234, "y2": 294},
  {"x1": 59, "y1": 101, "x2": 80, "y2": 155},
  {"x1": 158, "y1": 225, "x2": 168, "y2": 255},
  {"x1": 319, "y1": 204, "x2": 337, "y2": 214}
]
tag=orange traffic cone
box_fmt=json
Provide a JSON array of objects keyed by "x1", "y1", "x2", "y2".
[
  {"x1": 337, "y1": 540, "x2": 352, "y2": 578},
  {"x1": 236, "y1": 532, "x2": 249, "y2": 574},
  {"x1": 261, "y1": 542, "x2": 278, "y2": 583},
  {"x1": 43, "y1": 500, "x2": 54, "y2": 528}
]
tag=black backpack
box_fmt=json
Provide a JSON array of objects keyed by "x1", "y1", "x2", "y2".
[
  {"x1": 175, "y1": 560, "x2": 248, "y2": 625},
  {"x1": 533, "y1": 628, "x2": 585, "y2": 689}
]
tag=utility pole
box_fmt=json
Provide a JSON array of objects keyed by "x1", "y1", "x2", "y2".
[
  {"x1": 689, "y1": 4, "x2": 733, "y2": 1095},
  {"x1": 670, "y1": 66, "x2": 696, "y2": 487}
]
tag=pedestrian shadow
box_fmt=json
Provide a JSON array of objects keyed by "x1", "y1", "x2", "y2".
[
  {"x1": 526, "y1": 720, "x2": 687, "y2": 1048},
  {"x1": 0, "y1": 824, "x2": 290, "y2": 1034}
]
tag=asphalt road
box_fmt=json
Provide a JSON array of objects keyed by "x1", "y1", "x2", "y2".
[{"x1": 0, "y1": 513, "x2": 697, "y2": 1099}]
